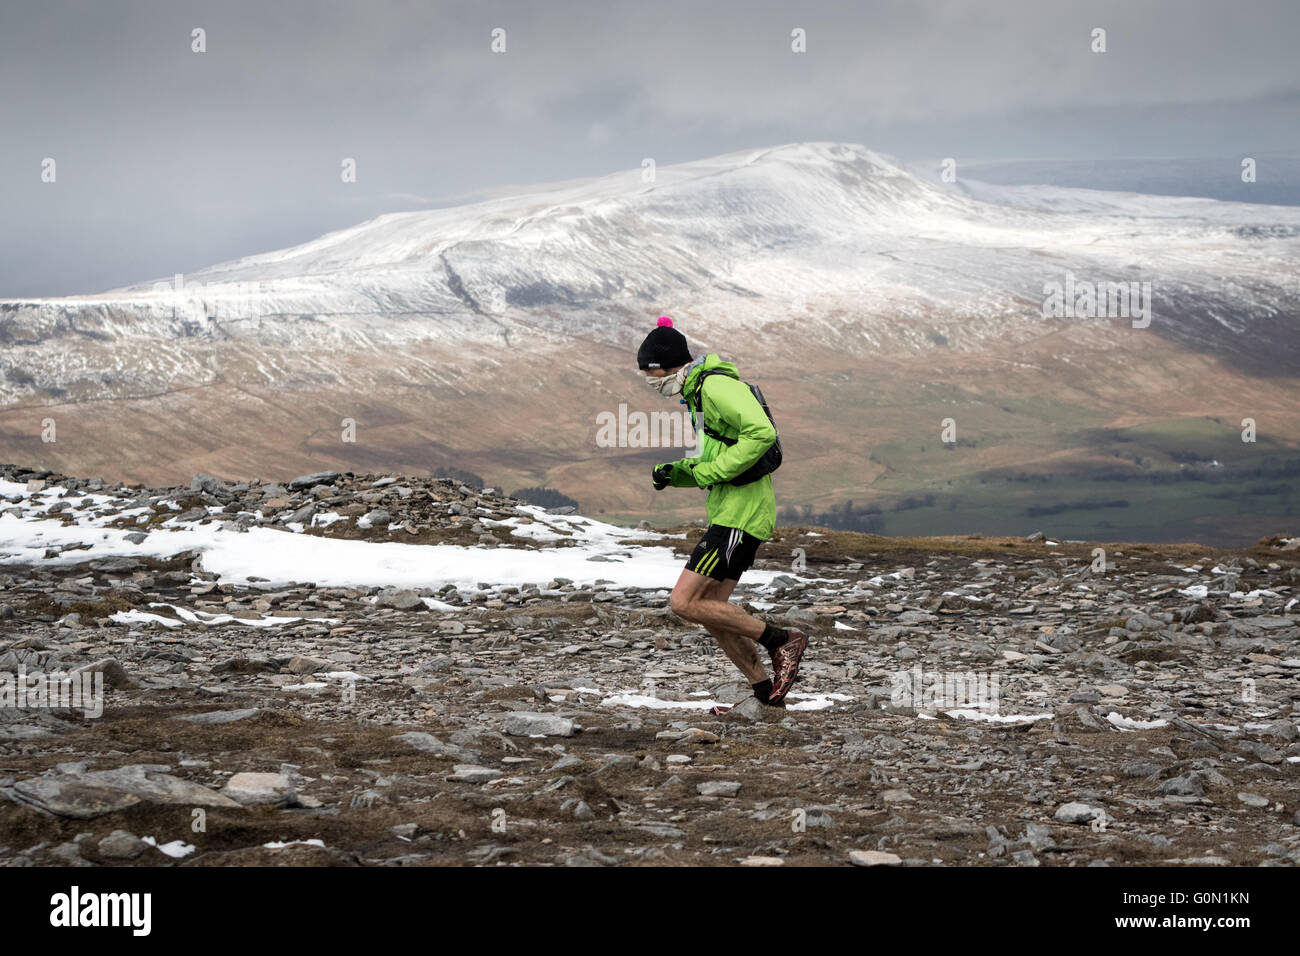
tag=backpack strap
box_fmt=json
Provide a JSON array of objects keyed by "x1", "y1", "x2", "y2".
[{"x1": 689, "y1": 369, "x2": 738, "y2": 446}]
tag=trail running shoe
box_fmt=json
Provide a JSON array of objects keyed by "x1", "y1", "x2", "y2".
[{"x1": 767, "y1": 629, "x2": 809, "y2": 706}]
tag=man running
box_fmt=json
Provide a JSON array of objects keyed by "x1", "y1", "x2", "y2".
[{"x1": 637, "y1": 315, "x2": 809, "y2": 708}]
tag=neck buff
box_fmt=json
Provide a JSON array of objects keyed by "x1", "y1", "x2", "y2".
[{"x1": 647, "y1": 363, "x2": 691, "y2": 397}]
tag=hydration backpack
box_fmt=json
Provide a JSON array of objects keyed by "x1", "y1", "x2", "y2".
[{"x1": 689, "y1": 369, "x2": 783, "y2": 486}]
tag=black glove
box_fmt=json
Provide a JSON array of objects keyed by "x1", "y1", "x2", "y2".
[{"x1": 652, "y1": 463, "x2": 674, "y2": 490}]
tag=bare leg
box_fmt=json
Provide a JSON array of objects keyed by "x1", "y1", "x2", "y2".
[{"x1": 670, "y1": 570, "x2": 769, "y2": 685}]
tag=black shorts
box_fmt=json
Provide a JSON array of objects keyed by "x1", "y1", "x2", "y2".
[{"x1": 685, "y1": 524, "x2": 764, "y2": 582}]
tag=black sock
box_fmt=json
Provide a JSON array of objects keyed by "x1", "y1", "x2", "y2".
[
  {"x1": 758, "y1": 623, "x2": 788, "y2": 651},
  {"x1": 751, "y1": 679, "x2": 773, "y2": 703}
]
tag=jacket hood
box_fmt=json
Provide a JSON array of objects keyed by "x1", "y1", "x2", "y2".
[{"x1": 682, "y1": 353, "x2": 739, "y2": 404}]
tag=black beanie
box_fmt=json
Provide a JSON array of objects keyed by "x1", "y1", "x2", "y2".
[{"x1": 637, "y1": 316, "x2": 693, "y2": 370}]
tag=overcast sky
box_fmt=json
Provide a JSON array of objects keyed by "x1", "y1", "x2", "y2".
[{"x1": 3, "y1": 0, "x2": 1298, "y2": 297}]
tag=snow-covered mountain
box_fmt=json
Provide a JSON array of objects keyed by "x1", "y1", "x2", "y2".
[
  {"x1": 4, "y1": 141, "x2": 1300, "y2": 389},
  {"x1": 909, "y1": 154, "x2": 1300, "y2": 208},
  {"x1": 2, "y1": 142, "x2": 1299, "y2": 534}
]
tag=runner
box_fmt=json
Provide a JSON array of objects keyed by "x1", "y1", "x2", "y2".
[{"x1": 637, "y1": 316, "x2": 808, "y2": 709}]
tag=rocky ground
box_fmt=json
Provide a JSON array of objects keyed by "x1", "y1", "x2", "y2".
[{"x1": 1, "y1": 463, "x2": 1299, "y2": 867}]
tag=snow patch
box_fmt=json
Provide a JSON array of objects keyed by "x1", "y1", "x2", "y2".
[
  {"x1": 1106, "y1": 712, "x2": 1170, "y2": 731},
  {"x1": 943, "y1": 710, "x2": 1053, "y2": 723},
  {"x1": 142, "y1": 836, "x2": 196, "y2": 858}
]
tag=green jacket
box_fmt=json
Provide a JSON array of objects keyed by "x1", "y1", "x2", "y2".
[{"x1": 661, "y1": 354, "x2": 777, "y2": 541}]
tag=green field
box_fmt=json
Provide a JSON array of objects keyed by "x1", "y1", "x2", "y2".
[{"x1": 793, "y1": 418, "x2": 1299, "y2": 545}]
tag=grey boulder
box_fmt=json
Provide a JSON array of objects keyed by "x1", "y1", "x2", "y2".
[{"x1": 503, "y1": 712, "x2": 575, "y2": 737}]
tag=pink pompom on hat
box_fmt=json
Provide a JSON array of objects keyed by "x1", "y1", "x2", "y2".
[{"x1": 657, "y1": 316, "x2": 674, "y2": 327}]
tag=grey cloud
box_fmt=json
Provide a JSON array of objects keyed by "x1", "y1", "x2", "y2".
[{"x1": 1, "y1": 0, "x2": 1297, "y2": 296}]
